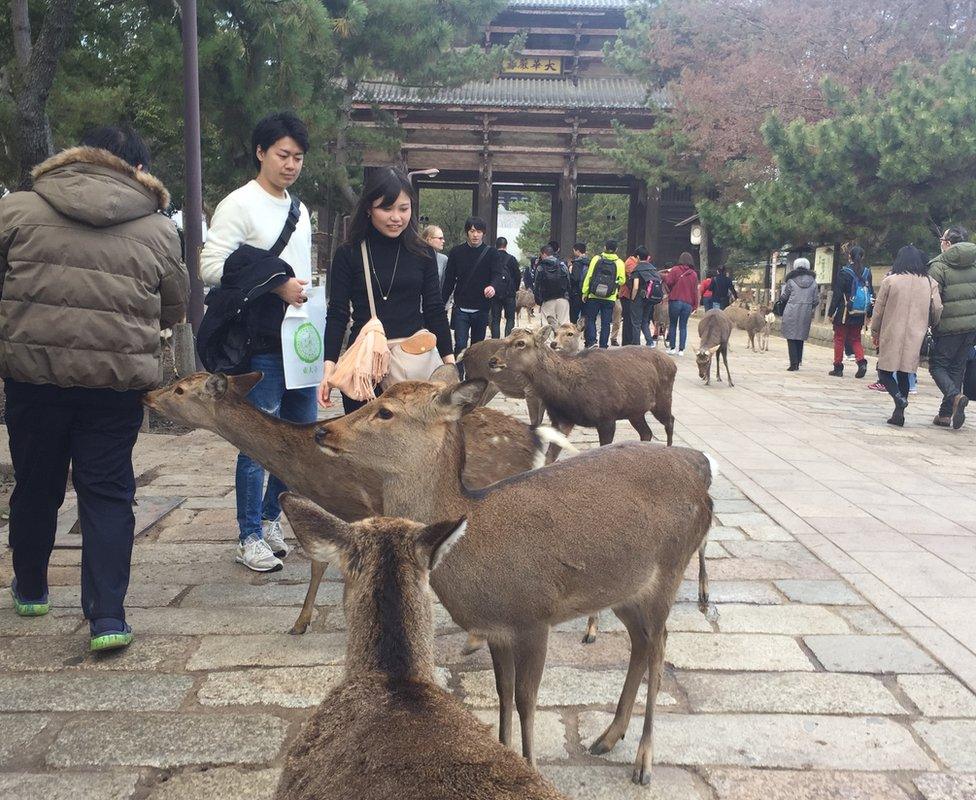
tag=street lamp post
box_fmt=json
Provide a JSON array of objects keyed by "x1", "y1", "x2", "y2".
[{"x1": 182, "y1": 0, "x2": 205, "y2": 333}]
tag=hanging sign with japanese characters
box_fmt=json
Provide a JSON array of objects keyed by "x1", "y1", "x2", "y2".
[{"x1": 502, "y1": 57, "x2": 563, "y2": 75}]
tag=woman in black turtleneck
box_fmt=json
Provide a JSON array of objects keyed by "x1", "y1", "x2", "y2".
[{"x1": 319, "y1": 168, "x2": 454, "y2": 414}]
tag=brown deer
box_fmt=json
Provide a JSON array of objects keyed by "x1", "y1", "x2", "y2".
[
  {"x1": 274, "y1": 494, "x2": 567, "y2": 800},
  {"x1": 696, "y1": 309, "x2": 734, "y2": 387},
  {"x1": 460, "y1": 319, "x2": 584, "y2": 426},
  {"x1": 744, "y1": 306, "x2": 773, "y2": 352},
  {"x1": 516, "y1": 287, "x2": 537, "y2": 325},
  {"x1": 143, "y1": 372, "x2": 571, "y2": 636},
  {"x1": 488, "y1": 328, "x2": 677, "y2": 454},
  {"x1": 312, "y1": 379, "x2": 716, "y2": 784}
]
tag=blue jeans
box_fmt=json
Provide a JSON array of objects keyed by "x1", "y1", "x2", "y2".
[
  {"x1": 236, "y1": 353, "x2": 317, "y2": 542},
  {"x1": 667, "y1": 300, "x2": 693, "y2": 351},
  {"x1": 583, "y1": 298, "x2": 615, "y2": 348},
  {"x1": 453, "y1": 308, "x2": 490, "y2": 356}
]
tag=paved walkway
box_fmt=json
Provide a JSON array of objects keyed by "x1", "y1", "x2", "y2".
[{"x1": 0, "y1": 331, "x2": 974, "y2": 800}]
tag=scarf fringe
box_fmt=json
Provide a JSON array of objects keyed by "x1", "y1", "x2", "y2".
[{"x1": 331, "y1": 317, "x2": 389, "y2": 401}]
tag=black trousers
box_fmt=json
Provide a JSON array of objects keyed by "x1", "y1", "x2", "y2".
[
  {"x1": 878, "y1": 369, "x2": 910, "y2": 401},
  {"x1": 490, "y1": 295, "x2": 517, "y2": 339},
  {"x1": 929, "y1": 330, "x2": 976, "y2": 416},
  {"x1": 787, "y1": 339, "x2": 805, "y2": 367},
  {"x1": 5, "y1": 380, "x2": 143, "y2": 623},
  {"x1": 569, "y1": 291, "x2": 583, "y2": 324},
  {"x1": 619, "y1": 298, "x2": 634, "y2": 345}
]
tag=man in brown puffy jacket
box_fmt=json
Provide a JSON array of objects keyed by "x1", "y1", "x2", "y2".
[{"x1": 0, "y1": 126, "x2": 188, "y2": 651}]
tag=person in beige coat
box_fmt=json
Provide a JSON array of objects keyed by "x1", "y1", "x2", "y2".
[{"x1": 870, "y1": 246, "x2": 942, "y2": 426}]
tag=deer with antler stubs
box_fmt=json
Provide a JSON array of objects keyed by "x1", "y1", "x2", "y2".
[
  {"x1": 274, "y1": 494, "x2": 568, "y2": 800},
  {"x1": 310, "y1": 379, "x2": 717, "y2": 784},
  {"x1": 144, "y1": 372, "x2": 570, "y2": 637}
]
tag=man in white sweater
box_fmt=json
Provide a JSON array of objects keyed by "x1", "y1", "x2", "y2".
[{"x1": 200, "y1": 112, "x2": 316, "y2": 573}]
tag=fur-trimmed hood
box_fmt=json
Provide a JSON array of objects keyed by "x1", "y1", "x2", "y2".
[
  {"x1": 30, "y1": 146, "x2": 170, "y2": 228},
  {"x1": 785, "y1": 265, "x2": 816, "y2": 285}
]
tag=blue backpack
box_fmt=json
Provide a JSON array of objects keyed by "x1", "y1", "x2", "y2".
[{"x1": 843, "y1": 266, "x2": 872, "y2": 314}]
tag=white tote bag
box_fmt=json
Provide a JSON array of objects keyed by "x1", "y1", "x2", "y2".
[{"x1": 281, "y1": 285, "x2": 327, "y2": 389}]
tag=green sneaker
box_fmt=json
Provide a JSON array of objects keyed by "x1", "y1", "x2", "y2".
[
  {"x1": 10, "y1": 580, "x2": 49, "y2": 617},
  {"x1": 90, "y1": 620, "x2": 133, "y2": 652}
]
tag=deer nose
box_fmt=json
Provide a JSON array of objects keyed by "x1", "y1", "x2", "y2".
[
  {"x1": 313, "y1": 426, "x2": 329, "y2": 446},
  {"x1": 488, "y1": 357, "x2": 499, "y2": 369}
]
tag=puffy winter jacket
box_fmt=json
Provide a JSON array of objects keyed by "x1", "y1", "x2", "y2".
[
  {"x1": 0, "y1": 147, "x2": 188, "y2": 390},
  {"x1": 929, "y1": 242, "x2": 976, "y2": 335}
]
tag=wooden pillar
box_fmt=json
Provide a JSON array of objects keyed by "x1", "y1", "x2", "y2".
[
  {"x1": 549, "y1": 185, "x2": 560, "y2": 243},
  {"x1": 643, "y1": 182, "x2": 660, "y2": 257},
  {"x1": 558, "y1": 161, "x2": 577, "y2": 253},
  {"x1": 475, "y1": 155, "x2": 494, "y2": 240},
  {"x1": 626, "y1": 182, "x2": 641, "y2": 256}
]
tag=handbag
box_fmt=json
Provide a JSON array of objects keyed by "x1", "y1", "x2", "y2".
[
  {"x1": 773, "y1": 295, "x2": 787, "y2": 317},
  {"x1": 329, "y1": 241, "x2": 443, "y2": 401}
]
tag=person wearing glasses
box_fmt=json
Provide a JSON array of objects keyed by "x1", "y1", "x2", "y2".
[
  {"x1": 928, "y1": 225, "x2": 976, "y2": 429},
  {"x1": 421, "y1": 224, "x2": 448, "y2": 289}
]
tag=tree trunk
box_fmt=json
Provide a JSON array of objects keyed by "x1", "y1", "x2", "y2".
[
  {"x1": 332, "y1": 82, "x2": 361, "y2": 208},
  {"x1": 698, "y1": 221, "x2": 710, "y2": 278},
  {"x1": 10, "y1": 0, "x2": 81, "y2": 188}
]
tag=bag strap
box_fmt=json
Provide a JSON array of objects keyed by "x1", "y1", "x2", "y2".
[
  {"x1": 360, "y1": 241, "x2": 379, "y2": 319},
  {"x1": 456, "y1": 245, "x2": 491, "y2": 299},
  {"x1": 269, "y1": 196, "x2": 301, "y2": 257}
]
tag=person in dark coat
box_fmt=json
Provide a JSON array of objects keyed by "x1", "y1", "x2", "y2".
[
  {"x1": 779, "y1": 258, "x2": 820, "y2": 371},
  {"x1": 827, "y1": 245, "x2": 873, "y2": 378}
]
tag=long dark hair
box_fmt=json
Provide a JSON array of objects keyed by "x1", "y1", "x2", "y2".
[
  {"x1": 848, "y1": 245, "x2": 865, "y2": 270},
  {"x1": 891, "y1": 245, "x2": 929, "y2": 276},
  {"x1": 345, "y1": 167, "x2": 430, "y2": 257}
]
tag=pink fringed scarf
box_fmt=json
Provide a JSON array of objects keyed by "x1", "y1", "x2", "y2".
[{"x1": 329, "y1": 315, "x2": 389, "y2": 401}]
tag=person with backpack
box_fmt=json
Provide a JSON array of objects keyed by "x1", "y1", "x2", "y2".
[
  {"x1": 827, "y1": 245, "x2": 873, "y2": 378},
  {"x1": 710, "y1": 265, "x2": 738, "y2": 310},
  {"x1": 200, "y1": 112, "x2": 317, "y2": 574},
  {"x1": 779, "y1": 257, "x2": 820, "y2": 371},
  {"x1": 533, "y1": 243, "x2": 571, "y2": 325},
  {"x1": 629, "y1": 249, "x2": 664, "y2": 346},
  {"x1": 490, "y1": 236, "x2": 521, "y2": 338},
  {"x1": 618, "y1": 248, "x2": 643, "y2": 346},
  {"x1": 663, "y1": 251, "x2": 700, "y2": 355},
  {"x1": 581, "y1": 238, "x2": 626, "y2": 348},
  {"x1": 699, "y1": 271, "x2": 715, "y2": 310},
  {"x1": 569, "y1": 242, "x2": 589, "y2": 323}
]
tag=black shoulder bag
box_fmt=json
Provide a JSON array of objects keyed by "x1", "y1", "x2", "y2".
[{"x1": 197, "y1": 196, "x2": 301, "y2": 374}]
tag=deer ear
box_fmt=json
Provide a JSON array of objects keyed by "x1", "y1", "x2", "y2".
[
  {"x1": 535, "y1": 326, "x2": 553, "y2": 344},
  {"x1": 414, "y1": 517, "x2": 467, "y2": 571},
  {"x1": 546, "y1": 314, "x2": 558, "y2": 328},
  {"x1": 228, "y1": 372, "x2": 263, "y2": 398},
  {"x1": 428, "y1": 364, "x2": 460, "y2": 387},
  {"x1": 205, "y1": 373, "x2": 229, "y2": 398},
  {"x1": 279, "y1": 493, "x2": 357, "y2": 564},
  {"x1": 436, "y1": 380, "x2": 486, "y2": 417},
  {"x1": 576, "y1": 318, "x2": 586, "y2": 332}
]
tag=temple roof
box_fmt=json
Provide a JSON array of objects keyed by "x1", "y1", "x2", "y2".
[
  {"x1": 507, "y1": 0, "x2": 633, "y2": 9},
  {"x1": 354, "y1": 76, "x2": 660, "y2": 112}
]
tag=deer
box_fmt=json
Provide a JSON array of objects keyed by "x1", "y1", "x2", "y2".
[
  {"x1": 311, "y1": 378, "x2": 717, "y2": 784},
  {"x1": 516, "y1": 287, "x2": 537, "y2": 325},
  {"x1": 143, "y1": 372, "x2": 572, "y2": 638},
  {"x1": 696, "y1": 309, "x2": 734, "y2": 387},
  {"x1": 460, "y1": 318, "x2": 584, "y2": 426},
  {"x1": 743, "y1": 306, "x2": 773, "y2": 352},
  {"x1": 274, "y1": 494, "x2": 567, "y2": 800},
  {"x1": 487, "y1": 328, "x2": 677, "y2": 455}
]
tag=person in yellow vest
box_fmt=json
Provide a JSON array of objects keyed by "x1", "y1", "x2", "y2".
[{"x1": 581, "y1": 238, "x2": 627, "y2": 348}]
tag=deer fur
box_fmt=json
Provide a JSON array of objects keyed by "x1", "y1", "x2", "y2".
[
  {"x1": 312, "y1": 379, "x2": 717, "y2": 784},
  {"x1": 743, "y1": 306, "x2": 773, "y2": 352},
  {"x1": 275, "y1": 494, "x2": 567, "y2": 800},
  {"x1": 696, "y1": 310, "x2": 735, "y2": 387},
  {"x1": 723, "y1": 302, "x2": 751, "y2": 331},
  {"x1": 143, "y1": 372, "x2": 572, "y2": 635},
  {"x1": 516, "y1": 288, "x2": 537, "y2": 325},
  {"x1": 488, "y1": 328, "x2": 677, "y2": 455}
]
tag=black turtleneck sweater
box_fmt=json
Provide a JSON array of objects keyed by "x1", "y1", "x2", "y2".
[
  {"x1": 325, "y1": 227, "x2": 453, "y2": 363},
  {"x1": 441, "y1": 242, "x2": 507, "y2": 311}
]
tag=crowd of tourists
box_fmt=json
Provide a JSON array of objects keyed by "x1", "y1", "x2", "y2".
[{"x1": 1, "y1": 109, "x2": 973, "y2": 653}]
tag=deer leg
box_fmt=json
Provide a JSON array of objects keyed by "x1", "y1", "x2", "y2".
[
  {"x1": 290, "y1": 559, "x2": 327, "y2": 635},
  {"x1": 596, "y1": 420, "x2": 617, "y2": 446},
  {"x1": 545, "y1": 418, "x2": 575, "y2": 465},
  {"x1": 650, "y1": 405, "x2": 674, "y2": 447},
  {"x1": 526, "y1": 390, "x2": 545, "y2": 428},
  {"x1": 513, "y1": 626, "x2": 550, "y2": 766},
  {"x1": 488, "y1": 638, "x2": 516, "y2": 748},
  {"x1": 590, "y1": 602, "x2": 652, "y2": 756},
  {"x1": 629, "y1": 414, "x2": 653, "y2": 442},
  {"x1": 723, "y1": 348, "x2": 735, "y2": 387},
  {"x1": 715, "y1": 353, "x2": 723, "y2": 382},
  {"x1": 582, "y1": 614, "x2": 599, "y2": 644},
  {"x1": 633, "y1": 623, "x2": 668, "y2": 785},
  {"x1": 697, "y1": 542, "x2": 718, "y2": 621}
]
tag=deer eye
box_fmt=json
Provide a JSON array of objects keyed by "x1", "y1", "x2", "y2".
[
  {"x1": 377, "y1": 408, "x2": 394, "y2": 420},
  {"x1": 174, "y1": 386, "x2": 184, "y2": 395},
  {"x1": 516, "y1": 340, "x2": 526, "y2": 348}
]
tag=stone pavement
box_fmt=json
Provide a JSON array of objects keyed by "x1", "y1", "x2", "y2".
[{"x1": 1, "y1": 330, "x2": 975, "y2": 799}]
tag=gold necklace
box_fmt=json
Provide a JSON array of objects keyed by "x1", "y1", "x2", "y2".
[{"x1": 366, "y1": 240, "x2": 401, "y2": 301}]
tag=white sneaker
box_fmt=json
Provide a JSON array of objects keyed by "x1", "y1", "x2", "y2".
[
  {"x1": 677, "y1": 350, "x2": 685, "y2": 356},
  {"x1": 263, "y1": 518, "x2": 289, "y2": 558},
  {"x1": 666, "y1": 347, "x2": 676, "y2": 354},
  {"x1": 649, "y1": 341, "x2": 656, "y2": 348},
  {"x1": 236, "y1": 534, "x2": 283, "y2": 572}
]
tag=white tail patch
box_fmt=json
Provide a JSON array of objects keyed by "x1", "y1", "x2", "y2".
[
  {"x1": 431, "y1": 520, "x2": 468, "y2": 570},
  {"x1": 704, "y1": 453, "x2": 720, "y2": 485},
  {"x1": 532, "y1": 426, "x2": 578, "y2": 468}
]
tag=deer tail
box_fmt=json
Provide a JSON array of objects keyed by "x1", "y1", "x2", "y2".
[{"x1": 531, "y1": 426, "x2": 577, "y2": 469}]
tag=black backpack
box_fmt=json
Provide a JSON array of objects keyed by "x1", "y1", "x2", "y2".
[
  {"x1": 590, "y1": 257, "x2": 618, "y2": 299},
  {"x1": 644, "y1": 273, "x2": 665, "y2": 304},
  {"x1": 537, "y1": 260, "x2": 568, "y2": 300}
]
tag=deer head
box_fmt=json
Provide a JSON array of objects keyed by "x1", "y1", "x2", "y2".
[
  {"x1": 696, "y1": 347, "x2": 718, "y2": 380},
  {"x1": 488, "y1": 327, "x2": 552, "y2": 375},
  {"x1": 313, "y1": 380, "x2": 486, "y2": 477},
  {"x1": 546, "y1": 316, "x2": 584, "y2": 353},
  {"x1": 143, "y1": 372, "x2": 263, "y2": 429},
  {"x1": 280, "y1": 492, "x2": 465, "y2": 680}
]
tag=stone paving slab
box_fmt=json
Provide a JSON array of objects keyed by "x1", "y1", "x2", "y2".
[
  {"x1": 0, "y1": 772, "x2": 140, "y2": 800},
  {"x1": 124, "y1": 607, "x2": 318, "y2": 635},
  {"x1": 47, "y1": 713, "x2": 289, "y2": 768},
  {"x1": 543, "y1": 765, "x2": 707, "y2": 799},
  {"x1": 145, "y1": 766, "x2": 282, "y2": 800},
  {"x1": 913, "y1": 720, "x2": 976, "y2": 771},
  {"x1": 664, "y1": 632, "x2": 815, "y2": 671},
  {"x1": 713, "y1": 603, "x2": 849, "y2": 634},
  {"x1": 186, "y1": 633, "x2": 347, "y2": 670},
  {"x1": 774, "y1": 579, "x2": 866, "y2": 605},
  {"x1": 0, "y1": 672, "x2": 193, "y2": 712},
  {"x1": 678, "y1": 671, "x2": 904, "y2": 715},
  {"x1": 705, "y1": 768, "x2": 912, "y2": 800},
  {"x1": 915, "y1": 773, "x2": 976, "y2": 800},
  {"x1": 180, "y1": 581, "x2": 343, "y2": 608},
  {"x1": 896, "y1": 674, "x2": 976, "y2": 718},
  {"x1": 198, "y1": 665, "x2": 345, "y2": 708},
  {"x1": 0, "y1": 635, "x2": 193, "y2": 672},
  {"x1": 0, "y1": 715, "x2": 51, "y2": 766},
  {"x1": 675, "y1": 579, "x2": 782, "y2": 605},
  {"x1": 578, "y1": 711, "x2": 936, "y2": 770},
  {"x1": 472, "y1": 709, "x2": 568, "y2": 762},
  {"x1": 805, "y1": 634, "x2": 944, "y2": 673}
]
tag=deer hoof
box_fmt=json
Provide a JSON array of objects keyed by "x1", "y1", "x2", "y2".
[
  {"x1": 704, "y1": 603, "x2": 720, "y2": 622},
  {"x1": 288, "y1": 623, "x2": 308, "y2": 636},
  {"x1": 590, "y1": 728, "x2": 623, "y2": 755},
  {"x1": 632, "y1": 765, "x2": 653, "y2": 785},
  {"x1": 581, "y1": 632, "x2": 597, "y2": 645}
]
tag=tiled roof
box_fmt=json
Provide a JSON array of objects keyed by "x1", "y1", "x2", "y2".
[
  {"x1": 507, "y1": 0, "x2": 633, "y2": 9},
  {"x1": 354, "y1": 77, "x2": 660, "y2": 112}
]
